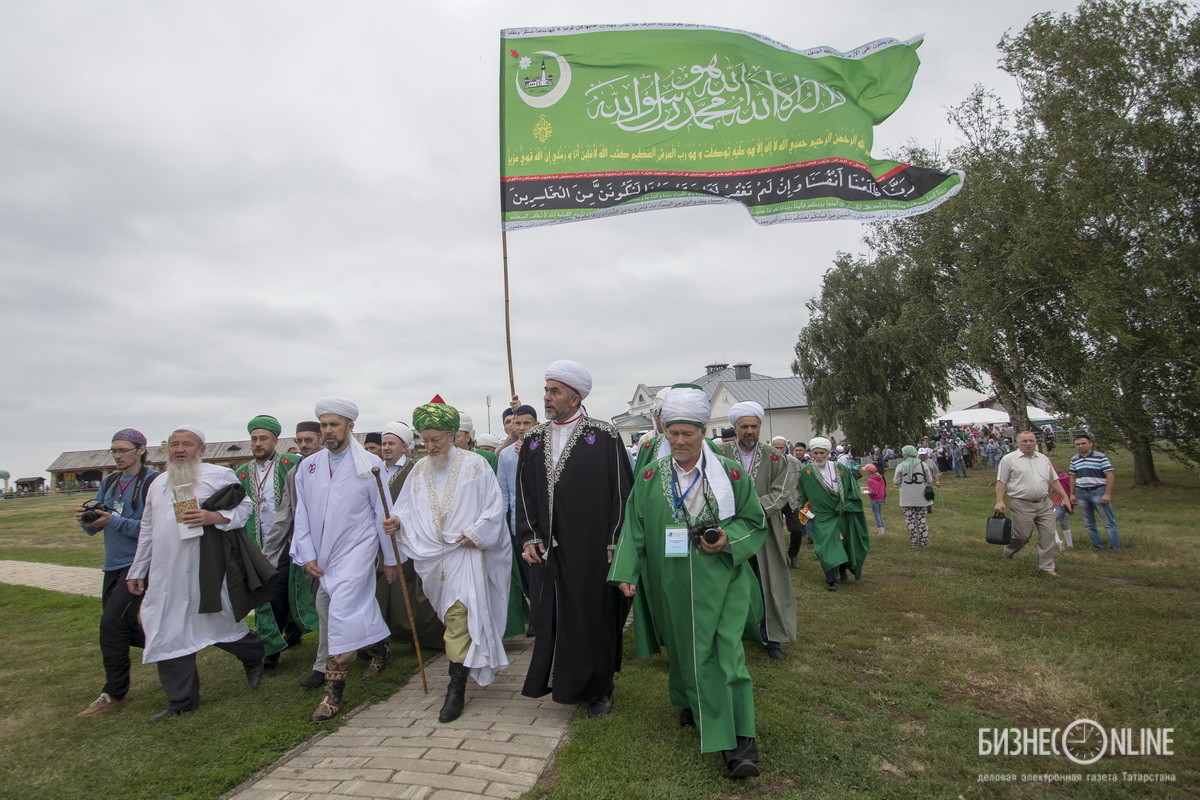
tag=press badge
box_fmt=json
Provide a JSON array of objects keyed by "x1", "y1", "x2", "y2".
[{"x1": 665, "y1": 527, "x2": 689, "y2": 557}]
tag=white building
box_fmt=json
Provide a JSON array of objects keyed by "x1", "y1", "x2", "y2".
[{"x1": 612, "y1": 361, "x2": 833, "y2": 445}]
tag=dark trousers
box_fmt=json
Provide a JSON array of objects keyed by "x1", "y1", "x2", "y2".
[
  {"x1": 269, "y1": 558, "x2": 299, "y2": 640},
  {"x1": 100, "y1": 566, "x2": 145, "y2": 699},
  {"x1": 783, "y1": 505, "x2": 804, "y2": 559},
  {"x1": 155, "y1": 631, "x2": 263, "y2": 711}
]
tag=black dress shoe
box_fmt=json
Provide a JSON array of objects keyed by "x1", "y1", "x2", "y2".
[
  {"x1": 245, "y1": 659, "x2": 265, "y2": 690},
  {"x1": 150, "y1": 706, "x2": 195, "y2": 721},
  {"x1": 525, "y1": 624, "x2": 536, "y2": 637},
  {"x1": 262, "y1": 652, "x2": 280, "y2": 670},
  {"x1": 299, "y1": 670, "x2": 326, "y2": 689},
  {"x1": 826, "y1": 581, "x2": 837, "y2": 591},
  {"x1": 765, "y1": 647, "x2": 786, "y2": 661},
  {"x1": 587, "y1": 693, "x2": 614, "y2": 718},
  {"x1": 679, "y1": 708, "x2": 695, "y2": 728},
  {"x1": 726, "y1": 759, "x2": 760, "y2": 779}
]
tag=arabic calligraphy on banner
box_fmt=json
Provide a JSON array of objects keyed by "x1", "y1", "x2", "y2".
[{"x1": 500, "y1": 23, "x2": 963, "y2": 229}]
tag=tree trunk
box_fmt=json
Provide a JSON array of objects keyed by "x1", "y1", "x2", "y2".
[{"x1": 1129, "y1": 440, "x2": 1160, "y2": 486}]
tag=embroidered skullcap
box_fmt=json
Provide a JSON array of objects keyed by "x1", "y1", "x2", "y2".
[
  {"x1": 513, "y1": 404, "x2": 538, "y2": 419},
  {"x1": 458, "y1": 412, "x2": 475, "y2": 434},
  {"x1": 112, "y1": 428, "x2": 147, "y2": 446},
  {"x1": 652, "y1": 386, "x2": 670, "y2": 413},
  {"x1": 545, "y1": 359, "x2": 592, "y2": 400},
  {"x1": 247, "y1": 414, "x2": 282, "y2": 436},
  {"x1": 728, "y1": 401, "x2": 765, "y2": 426},
  {"x1": 295, "y1": 420, "x2": 320, "y2": 434},
  {"x1": 173, "y1": 425, "x2": 206, "y2": 444},
  {"x1": 808, "y1": 436, "x2": 832, "y2": 452},
  {"x1": 382, "y1": 421, "x2": 414, "y2": 446},
  {"x1": 477, "y1": 433, "x2": 501, "y2": 450},
  {"x1": 661, "y1": 384, "x2": 709, "y2": 428},
  {"x1": 413, "y1": 402, "x2": 459, "y2": 432},
  {"x1": 315, "y1": 396, "x2": 359, "y2": 421},
  {"x1": 917, "y1": 447, "x2": 932, "y2": 456},
  {"x1": 364, "y1": 432, "x2": 382, "y2": 446}
]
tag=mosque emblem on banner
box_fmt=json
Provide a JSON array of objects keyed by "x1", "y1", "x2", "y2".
[{"x1": 510, "y1": 49, "x2": 572, "y2": 108}]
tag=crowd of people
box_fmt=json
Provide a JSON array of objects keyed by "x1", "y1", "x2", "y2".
[{"x1": 70, "y1": 367, "x2": 1123, "y2": 780}]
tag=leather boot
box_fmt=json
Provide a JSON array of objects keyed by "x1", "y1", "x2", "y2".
[
  {"x1": 310, "y1": 657, "x2": 348, "y2": 723},
  {"x1": 438, "y1": 662, "x2": 468, "y2": 723}
]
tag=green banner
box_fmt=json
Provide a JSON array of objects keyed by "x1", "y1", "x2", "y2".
[{"x1": 500, "y1": 24, "x2": 963, "y2": 229}]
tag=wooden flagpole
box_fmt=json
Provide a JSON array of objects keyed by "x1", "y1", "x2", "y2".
[{"x1": 502, "y1": 230, "x2": 516, "y2": 398}]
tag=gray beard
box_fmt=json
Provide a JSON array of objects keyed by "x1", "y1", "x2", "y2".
[
  {"x1": 167, "y1": 458, "x2": 202, "y2": 489},
  {"x1": 427, "y1": 451, "x2": 452, "y2": 471}
]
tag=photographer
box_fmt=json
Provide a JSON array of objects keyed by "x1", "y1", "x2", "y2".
[{"x1": 74, "y1": 428, "x2": 158, "y2": 718}]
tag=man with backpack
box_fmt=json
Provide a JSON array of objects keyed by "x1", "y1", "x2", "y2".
[{"x1": 74, "y1": 428, "x2": 159, "y2": 717}]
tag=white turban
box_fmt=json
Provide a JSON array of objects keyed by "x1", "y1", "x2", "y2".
[
  {"x1": 476, "y1": 433, "x2": 501, "y2": 450},
  {"x1": 835, "y1": 445, "x2": 845, "y2": 453},
  {"x1": 661, "y1": 385, "x2": 709, "y2": 427},
  {"x1": 728, "y1": 401, "x2": 765, "y2": 426},
  {"x1": 808, "y1": 436, "x2": 832, "y2": 452},
  {"x1": 545, "y1": 359, "x2": 592, "y2": 400},
  {"x1": 652, "y1": 386, "x2": 670, "y2": 413},
  {"x1": 458, "y1": 412, "x2": 475, "y2": 434},
  {"x1": 173, "y1": 425, "x2": 206, "y2": 444},
  {"x1": 382, "y1": 421, "x2": 414, "y2": 447},
  {"x1": 315, "y1": 396, "x2": 359, "y2": 421}
]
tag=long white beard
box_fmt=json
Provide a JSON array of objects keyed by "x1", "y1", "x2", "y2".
[
  {"x1": 167, "y1": 457, "x2": 202, "y2": 489},
  {"x1": 427, "y1": 451, "x2": 452, "y2": 471}
]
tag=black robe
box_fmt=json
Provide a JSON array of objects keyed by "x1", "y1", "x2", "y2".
[{"x1": 516, "y1": 416, "x2": 633, "y2": 704}]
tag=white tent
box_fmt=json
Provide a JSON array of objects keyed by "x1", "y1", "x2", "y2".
[{"x1": 935, "y1": 405, "x2": 1058, "y2": 427}]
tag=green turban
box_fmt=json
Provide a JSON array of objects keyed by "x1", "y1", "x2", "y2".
[
  {"x1": 413, "y1": 403, "x2": 459, "y2": 433},
  {"x1": 247, "y1": 414, "x2": 282, "y2": 436}
]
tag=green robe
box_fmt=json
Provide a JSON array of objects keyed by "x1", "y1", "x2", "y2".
[
  {"x1": 720, "y1": 441, "x2": 797, "y2": 644},
  {"x1": 608, "y1": 453, "x2": 766, "y2": 754},
  {"x1": 795, "y1": 461, "x2": 870, "y2": 578},
  {"x1": 474, "y1": 448, "x2": 498, "y2": 473},
  {"x1": 235, "y1": 452, "x2": 309, "y2": 656}
]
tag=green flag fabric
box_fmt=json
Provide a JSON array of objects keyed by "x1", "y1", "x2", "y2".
[{"x1": 500, "y1": 24, "x2": 963, "y2": 229}]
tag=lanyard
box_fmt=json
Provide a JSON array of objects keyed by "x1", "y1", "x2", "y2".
[
  {"x1": 254, "y1": 460, "x2": 275, "y2": 498},
  {"x1": 114, "y1": 475, "x2": 135, "y2": 498}
]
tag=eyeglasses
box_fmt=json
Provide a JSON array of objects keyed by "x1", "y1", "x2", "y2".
[
  {"x1": 109, "y1": 447, "x2": 137, "y2": 455},
  {"x1": 420, "y1": 434, "x2": 450, "y2": 446}
]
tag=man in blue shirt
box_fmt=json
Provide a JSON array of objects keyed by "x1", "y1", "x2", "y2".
[
  {"x1": 74, "y1": 428, "x2": 158, "y2": 717},
  {"x1": 1069, "y1": 434, "x2": 1120, "y2": 550}
]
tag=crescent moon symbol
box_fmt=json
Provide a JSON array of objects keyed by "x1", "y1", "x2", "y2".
[{"x1": 514, "y1": 50, "x2": 571, "y2": 108}]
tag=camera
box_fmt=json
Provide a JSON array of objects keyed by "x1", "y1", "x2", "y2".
[
  {"x1": 690, "y1": 524, "x2": 721, "y2": 547},
  {"x1": 80, "y1": 500, "x2": 114, "y2": 525}
]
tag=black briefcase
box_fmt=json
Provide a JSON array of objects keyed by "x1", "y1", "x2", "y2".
[{"x1": 986, "y1": 512, "x2": 1012, "y2": 545}]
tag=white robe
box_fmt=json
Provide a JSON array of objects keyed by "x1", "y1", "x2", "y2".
[
  {"x1": 291, "y1": 447, "x2": 394, "y2": 655},
  {"x1": 396, "y1": 448, "x2": 510, "y2": 686},
  {"x1": 128, "y1": 463, "x2": 254, "y2": 663}
]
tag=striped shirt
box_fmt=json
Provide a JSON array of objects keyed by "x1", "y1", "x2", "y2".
[{"x1": 1070, "y1": 450, "x2": 1113, "y2": 489}]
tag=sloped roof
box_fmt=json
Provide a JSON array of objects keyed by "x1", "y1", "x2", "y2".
[
  {"x1": 613, "y1": 412, "x2": 654, "y2": 429},
  {"x1": 718, "y1": 376, "x2": 808, "y2": 409},
  {"x1": 690, "y1": 367, "x2": 772, "y2": 397}
]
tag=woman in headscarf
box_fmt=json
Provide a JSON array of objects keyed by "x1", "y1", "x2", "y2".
[
  {"x1": 795, "y1": 437, "x2": 870, "y2": 591},
  {"x1": 893, "y1": 445, "x2": 935, "y2": 546}
]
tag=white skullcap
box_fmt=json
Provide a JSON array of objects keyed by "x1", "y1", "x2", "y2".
[
  {"x1": 835, "y1": 445, "x2": 845, "y2": 453},
  {"x1": 382, "y1": 421, "x2": 414, "y2": 447},
  {"x1": 545, "y1": 359, "x2": 592, "y2": 400},
  {"x1": 315, "y1": 396, "x2": 359, "y2": 421},
  {"x1": 728, "y1": 401, "x2": 765, "y2": 425},
  {"x1": 661, "y1": 385, "x2": 709, "y2": 427},
  {"x1": 808, "y1": 436, "x2": 832, "y2": 452},
  {"x1": 771, "y1": 436, "x2": 787, "y2": 444},
  {"x1": 173, "y1": 425, "x2": 206, "y2": 444},
  {"x1": 458, "y1": 412, "x2": 475, "y2": 434},
  {"x1": 476, "y1": 433, "x2": 501, "y2": 449},
  {"x1": 918, "y1": 447, "x2": 932, "y2": 456},
  {"x1": 652, "y1": 387, "x2": 670, "y2": 412}
]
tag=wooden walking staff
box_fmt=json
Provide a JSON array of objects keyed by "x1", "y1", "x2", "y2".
[{"x1": 371, "y1": 467, "x2": 428, "y2": 693}]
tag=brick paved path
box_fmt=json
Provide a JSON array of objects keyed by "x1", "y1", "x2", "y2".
[{"x1": 1, "y1": 559, "x2": 571, "y2": 799}]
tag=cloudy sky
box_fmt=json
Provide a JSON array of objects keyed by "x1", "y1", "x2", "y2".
[{"x1": 0, "y1": 0, "x2": 1079, "y2": 481}]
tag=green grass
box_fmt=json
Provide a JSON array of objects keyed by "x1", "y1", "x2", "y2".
[
  {"x1": 1, "y1": 451, "x2": 1196, "y2": 799},
  {"x1": 0, "y1": 494, "x2": 107, "y2": 567},
  {"x1": 531, "y1": 448, "x2": 1199, "y2": 799},
  {"x1": 0, "y1": 585, "x2": 417, "y2": 800}
]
